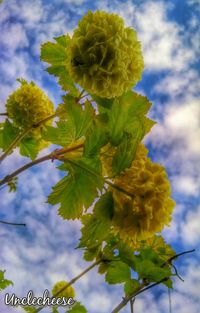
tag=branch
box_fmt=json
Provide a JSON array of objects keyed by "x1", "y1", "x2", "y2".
[
  {"x1": 0, "y1": 143, "x2": 84, "y2": 188},
  {"x1": 0, "y1": 220, "x2": 26, "y2": 227},
  {"x1": 35, "y1": 259, "x2": 101, "y2": 313},
  {"x1": 111, "y1": 249, "x2": 195, "y2": 313},
  {"x1": 0, "y1": 112, "x2": 8, "y2": 116},
  {"x1": 0, "y1": 112, "x2": 58, "y2": 163}
]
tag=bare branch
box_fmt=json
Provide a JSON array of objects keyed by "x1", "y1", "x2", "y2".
[
  {"x1": 0, "y1": 220, "x2": 26, "y2": 227},
  {"x1": 0, "y1": 143, "x2": 84, "y2": 188}
]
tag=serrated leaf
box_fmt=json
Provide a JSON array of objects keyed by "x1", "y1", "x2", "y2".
[
  {"x1": 78, "y1": 192, "x2": 113, "y2": 250},
  {"x1": 112, "y1": 130, "x2": 142, "y2": 176},
  {"x1": 84, "y1": 114, "x2": 109, "y2": 157},
  {"x1": 79, "y1": 214, "x2": 109, "y2": 250},
  {"x1": 41, "y1": 41, "x2": 67, "y2": 65},
  {"x1": 105, "y1": 261, "x2": 131, "y2": 284},
  {"x1": 0, "y1": 270, "x2": 13, "y2": 292},
  {"x1": 68, "y1": 302, "x2": 87, "y2": 313},
  {"x1": 43, "y1": 100, "x2": 94, "y2": 147},
  {"x1": 93, "y1": 192, "x2": 114, "y2": 221},
  {"x1": 0, "y1": 119, "x2": 20, "y2": 152},
  {"x1": 41, "y1": 36, "x2": 78, "y2": 95},
  {"x1": 47, "y1": 65, "x2": 78, "y2": 95},
  {"x1": 108, "y1": 91, "x2": 153, "y2": 145},
  {"x1": 19, "y1": 137, "x2": 39, "y2": 160},
  {"x1": 124, "y1": 279, "x2": 140, "y2": 296},
  {"x1": 48, "y1": 157, "x2": 103, "y2": 219}
]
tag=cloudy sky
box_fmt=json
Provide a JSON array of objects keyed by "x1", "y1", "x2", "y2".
[{"x1": 0, "y1": 0, "x2": 199, "y2": 312}]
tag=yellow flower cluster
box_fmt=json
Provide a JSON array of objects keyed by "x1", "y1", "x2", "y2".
[
  {"x1": 52, "y1": 281, "x2": 75, "y2": 298},
  {"x1": 111, "y1": 145, "x2": 175, "y2": 242},
  {"x1": 6, "y1": 81, "x2": 54, "y2": 148},
  {"x1": 6, "y1": 82, "x2": 54, "y2": 129},
  {"x1": 66, "y1": 10, "x2": 144, "y2": 98}
]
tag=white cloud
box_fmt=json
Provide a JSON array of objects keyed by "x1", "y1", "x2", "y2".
[{"x1": 181, "y1": 205, "x2": 200, "y2": 245}]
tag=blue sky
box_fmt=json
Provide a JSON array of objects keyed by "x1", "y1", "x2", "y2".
[{"x1": 0, "y1": 0, "x2": 200, "y2": 312}]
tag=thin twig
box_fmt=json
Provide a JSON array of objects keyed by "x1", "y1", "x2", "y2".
[
  {"x1": 0, "y1": 143, "x2": 84, "y2": 188},
  {"x1": 35, "y1": 259, "x2": 101, "y2": 313},
  {"x1": 0, "y1": 112, "x2": 8, "y2": 116},
  {"x1": 0, "y1": 220, "x2": 26, "y2": 227},
  {"x1": 130, "y1": 298, "x2": 135, "y2": 313},
  {"x1": 168, "y1": 288, "x2": 172, "y2": 313},
  {"x1": 111, "y1": 249, "x2": 195, "y2": 313},
  {"x1": 0, "y1": 112, "x2": 58, "y2": 163}
]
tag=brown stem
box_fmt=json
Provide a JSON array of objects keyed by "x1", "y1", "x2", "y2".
[
  {"x1": 35, "y1": 259, "x2": 101, "y2": 313},
  {"x1": 111, "y1": 249, "x2": 195, "y2": 313},
  {"x1": 0, "y1": 112, "x2": 8, "y2": 116},
  {"x1": 0, "y1": 112, "x2": 58, "y2": 163},
  {"x1": 0, "y1": 143, "x2": 84, "y2": 188}
]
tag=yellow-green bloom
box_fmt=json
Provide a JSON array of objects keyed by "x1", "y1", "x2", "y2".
[
  {"x1": 111, "y1": 145, "x2": 175, "y2": 242},
  {"x1": 52, "y1": 281, "x2": 75, "y2": 298},
  {"x1": 6, "y1": 81, "x2": 54, "y2": 129},
  {"x1": 6, "y1": 81, "x2": 54, "y2": 148},
  {"x1": 67, "y1": 10, "x2": 144, "y2": 98}
]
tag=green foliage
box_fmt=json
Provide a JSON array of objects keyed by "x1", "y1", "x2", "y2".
[
  {"x1": 0, "y1": 270, "x2": 13, "y2": 292},
  {"x1": 84, "y1": 114, "x2": 109, "y2": 157},
  {"x1": 124, "y1": 279, "x2": 140, "y2": 296},
  {"x1": 78, "y1": 192, "x2": 114, "y2": 250},
  {"x1": 95, "y1": 90, "x2": 156, "y2": 176},
  {"x1": 40, "y1": 35, "x2": 78, "y2": 95},
  {"x1": 105, "y1": 260, "x2": 131, "y2": 284},
  {"x1": 48, "y1": 157, "x2": 103, "y2": 219},
  {"x1": 43, "y1": 98, "x2": 94, "y2": 147},
  {"x1": 19, "y1": 137, "x2": 39, "y2": 160},
  {"x1": 0, "y1": 119, "x2": 19, "y2": 152}
]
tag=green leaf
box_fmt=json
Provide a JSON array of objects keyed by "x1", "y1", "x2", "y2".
[
  {"x1": 0, "y1": 119, "x2": 20, "y2": 152},
  {"x1": 0, "y1": 270, "x2": 13, "y2": 292},
  {"x1": 91, "y1": 94, "x2": 114, "y2": 110},
  {"x1": 164, "y1": 279, "x2": 173, "y2": 289},
  {"x1": 47, "y1": 66, "x2": 78, "y2": 96},
  {"x1": 40, "y1": 41, "x2": 67, "y2": 65},
  {"x1": 79, "y1": 214, "x2": 108, "y2": 250},
  {"x1": 84, "y1": 114, "x2": 109, "y2": 157},
  {"x1": 124, "y1": 279, "x2": 140, "y2": 296},
  {"x1": 108, "y1": 91, "x2": 153, "y2": 145},
  {"x1": 43, "y1": 99, "x2": 94, "y2": 147},
  {"x1": 112, "y1": 131, "x2": 142, "y2": 176},
  {"x1": 93, "y1": 192, "x2": 114, "y2": 221},
  {"x1": 40, "y1": 36, "x2": 78, "y2": 95},
  {"x1": 105, "y1": 261, "x2": 131, "y2": 284},
  {"x1": 83, "y1": 245, "x2": 101, "y2": 262},
  {"x1": 48, "y1": 157, "x2": 103, "y2": 219},
  {"x1": 68, "y1": 302, "x2": 87, "y2": 313},
  {"x1": 117, "y1": 241, "x2": 137, "y2": 269},
  {"x1": 19, "y1": 137, "x2": 39, "y2": 160},
  {"x1": 78, "y1": 192, "x2": 113, "y2": 250},
  {"x1": 135, "y1": 260, "x2": 171, "y2": 282}
]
